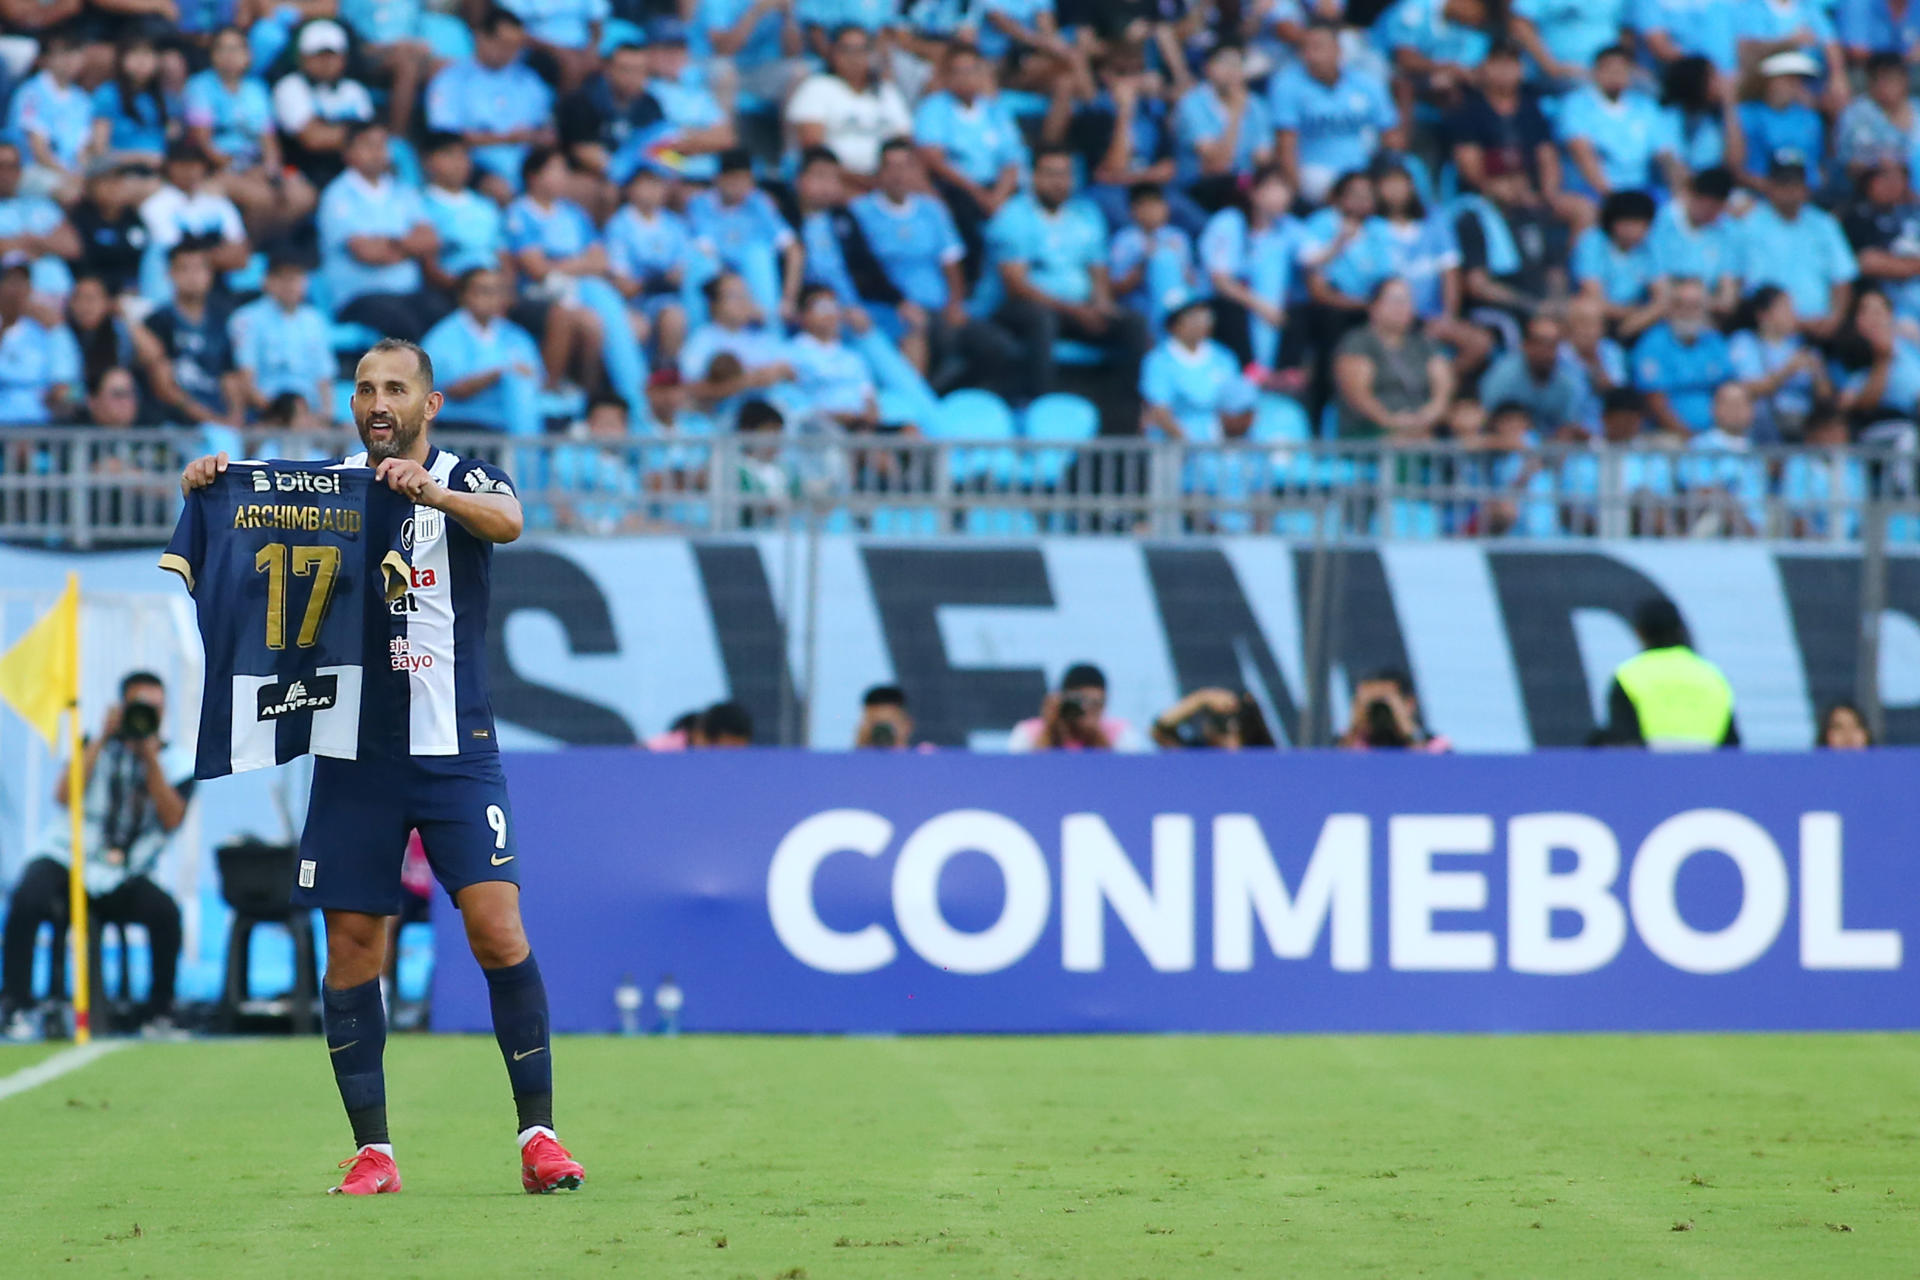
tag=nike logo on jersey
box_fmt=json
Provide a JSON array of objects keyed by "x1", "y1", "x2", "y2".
[
  {"x1": 513, "y1": 1047, "x2": 546, "y2": 1061},
  {"x1": 491, "y1": 853, "x2": 515, "y2": 866},
  {"x1": 329, "y1": 1041, "x2": 359, "y2": 1055}
]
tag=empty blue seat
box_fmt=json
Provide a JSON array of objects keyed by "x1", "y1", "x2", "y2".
[
  {"x1": 422, "y1": 12, "x2": 476, "y2": 60},
  {"x1": 935, "y1": 389, "x2": 1019, "y2": 486},
  {"x1": 598, "y1": 17, "x2": 643, "y2": 56},
  {"x1": 1250, "y1": 392, "x2": 1310, "y2": 444},
  {"x1": 1022, "y1": 392, "x2": 1098, "y2": 488}
]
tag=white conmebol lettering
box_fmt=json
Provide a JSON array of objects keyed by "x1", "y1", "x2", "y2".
[
  {"x1": 892, "y1": 810, "x2": 1049, "y2": 975},
  {"x1": 1629, "y1": 810, "x2": 1788, "y2": 974},
  {"x1": 1060, "y1": 814, "x2": 1194, "y2": 972},
  {"x1": 1507, "y1": 814, "x2": 1627, "y2": 975},
  {"x1": 766, "y1": 809, "x2": 897, "y2": 974},
  {"x1": 1389, "y1": 815, "x2": 1497, "y2": 971},
  {"x1": 1798, "y1": 812, "x2": 1902, "y2": 969},
  {"x1": 1211, "y1": 814, "x2": 1370, "y2": 972}
]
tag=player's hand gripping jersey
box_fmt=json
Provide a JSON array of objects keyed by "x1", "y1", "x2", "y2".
[{"x1": 160, "y1": 462, "x2": 411, "y2": 778}]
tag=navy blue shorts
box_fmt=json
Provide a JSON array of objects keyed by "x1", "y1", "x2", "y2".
[{"x1": 294, "y1": 752, "x2": 520, "y2": 915}]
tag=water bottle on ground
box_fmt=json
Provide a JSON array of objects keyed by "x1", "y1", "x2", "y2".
[
  {"x1": 614, "y1": 974, "x2": 643, "y2": 1036},
  {"x1": 654, "y1": 975, "x2": 683, "y2": 1037}
]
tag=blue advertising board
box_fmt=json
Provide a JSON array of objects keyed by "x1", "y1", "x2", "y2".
[{"x1": 431, "y1": 750, "x2": 1919, "y2": 1035}]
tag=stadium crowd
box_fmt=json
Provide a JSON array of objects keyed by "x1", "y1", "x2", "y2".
[{"x1": 2, "y1": 0, "x2": 1920, "y2": 533}]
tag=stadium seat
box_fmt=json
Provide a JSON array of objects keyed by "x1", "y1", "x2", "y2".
[
  {"x1": 1250, "y1": 392, "x2": 1310, "y2": 444},
  {"x1": 934, "y1": 389, "x2": 1019, "y2": 487},
  {"x1": 422, "y1": 11, "x2": 475, "y2": 60},
  {"x1": 1053, "y1": 339, "x2": 1106, "y2": 367},
  {"x1": 599, "y1": 18, "x2": 644, "y2": 56},
  {"x1": 1022, "y1": 393, "x2": 1099, "y2": 489}
]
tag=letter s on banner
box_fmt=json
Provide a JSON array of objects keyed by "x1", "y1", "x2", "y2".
[
  {"x1": 1507, "y1": 814, "x2": 1627, "y2": 975},
  {"x1": 767, "y1": 810, "x2": 898, "y2": 974},
  {"x1": 893, "y1": 810, "x2": 1050, "y2": 975},
  {"x1": 1629, "y1": 810, "x2": 1788, "y2": 974}
]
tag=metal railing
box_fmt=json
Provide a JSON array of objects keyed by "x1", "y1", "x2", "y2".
[{"x1": 3, "y1": 426, "x2": 1915, "y2": 546}]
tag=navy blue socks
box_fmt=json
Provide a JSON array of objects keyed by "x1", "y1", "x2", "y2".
[
  {"x1": 484, "y1": 953, "x2": 553, "y2": 1134},
  {"x1": 322, "y1": 977, "x2": 389, "y2": 1148}
]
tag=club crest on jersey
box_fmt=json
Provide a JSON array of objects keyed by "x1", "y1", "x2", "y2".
[
  {"x1": 252, "y1": 470, "x2": 343, "y2": 496},
  {"x1": 400, "y1": 511, "x2": 444, "y2": 550},
  {"x1": 257, "y1": 674, "x2": 340, "y2": 720}
]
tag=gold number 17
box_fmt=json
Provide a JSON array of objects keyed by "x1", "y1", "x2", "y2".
[{"x1": 255, "y1": 542, "x2": 342, "y2": 650}]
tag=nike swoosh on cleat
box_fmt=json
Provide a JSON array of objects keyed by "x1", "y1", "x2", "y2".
[
  {"x1": 329, "y1": 1040, "x2": 359, "y2": 1055},
  {"x1": 491, "y1": 853, "x2": 515, "y2": 866},
  {"x1": 512, "y1": 1047, "x2": 546, "y2": 1061}
]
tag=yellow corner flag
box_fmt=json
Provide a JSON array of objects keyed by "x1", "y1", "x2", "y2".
[
  {"x1": 0, "y1": 573, "x2": 78, "y2": 747},
  {"x1": 0, "y1": 574, "x2": 89, "y2": 1043}
]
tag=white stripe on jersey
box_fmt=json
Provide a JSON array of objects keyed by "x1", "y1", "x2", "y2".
[
  {"x1": 307, "y1": 665, "x2": 363, "y2": 760},
  {"x1": 229, "y1": 673, "x2": 278, "y2": 773},
  {"x1": 407, "y1": 450, "x2": 461, "y2": 755},
  {"x1": 344, "y1": 447, "x2": 466, "y2": 756}
]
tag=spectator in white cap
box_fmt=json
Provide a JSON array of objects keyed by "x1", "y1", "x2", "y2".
[
  {"x1": 1737, "y1": 52, "x2": 1829, "y2": 190},
  {"x1": 273, "y1": 20, "x2": 377, "y2": 188},
  {"x1": 1737, "y1": 2, "x2": 1848, "y2": 114}
]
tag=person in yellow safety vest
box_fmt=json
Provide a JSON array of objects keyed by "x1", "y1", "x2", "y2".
[{"x1": 1594, "y1": 599, "x2": 1740, "y2": 749}]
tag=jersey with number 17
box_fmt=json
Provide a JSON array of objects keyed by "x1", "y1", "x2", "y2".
[
  {"x1": 344, "y1": 445, "x2": 515, "y2": 758},
  {"x1": 161, "y1": 461, "x2": 413, "y2": 779}
]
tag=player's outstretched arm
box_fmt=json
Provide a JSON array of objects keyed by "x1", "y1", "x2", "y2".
[
  {"x1": 180, "y1": 453, "x2": 230, "y2": 496},
  {"x1": 374, "y1": 458, "x2": 524, "y2": 544}
]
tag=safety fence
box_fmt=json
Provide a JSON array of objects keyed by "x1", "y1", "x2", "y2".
[{"x1": 2, "y1": 426, "x2": 1916, "y2": 547}]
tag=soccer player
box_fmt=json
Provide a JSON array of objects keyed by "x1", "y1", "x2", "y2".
[{"x1": 177, "y1": 339, "x2": 584, "y2": 1197}]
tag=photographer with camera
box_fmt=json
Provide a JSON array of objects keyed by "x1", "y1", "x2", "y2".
[
  {"x1": 1007, "y1": 664, "x2": 1145, "y2": 753},
  {"x1": 855, "y1": 685, "x2": 918, "y2": 750},
  {"x1": 1151, "y1": 689, "x2": 1278, "y2": 750},
  {"x1": 1, "y1": 672, "x2": 194, "y2": 1039},
  {"x1": 1336, "y1": 669, "x2": 1452, "y2": 753}
]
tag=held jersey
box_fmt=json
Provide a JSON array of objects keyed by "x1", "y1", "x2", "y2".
[
  {"x1": 345, "y1": 445, "x2": 513, "y2": 758},
  {"x1": 160, "y1": 462, "x2": 411, "y2": 779}
]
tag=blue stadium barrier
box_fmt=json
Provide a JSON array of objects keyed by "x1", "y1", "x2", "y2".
[{"x1": 430, "y1": 749, "x2": 1920, "y2": 1035}]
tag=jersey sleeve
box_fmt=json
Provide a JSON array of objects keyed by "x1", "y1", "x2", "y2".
[
  {"x1": 450, "y1": 456, "x2": 518, "y2": 499},
  {"x1": 159, "y1": 485, "x2": 209, "y2": 593}
]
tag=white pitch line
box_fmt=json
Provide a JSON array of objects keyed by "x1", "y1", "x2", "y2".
[{"x1": 0, "y1": 1041, "x2": 128, "y2": 1102}]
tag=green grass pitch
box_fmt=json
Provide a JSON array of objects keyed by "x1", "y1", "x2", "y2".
[{"x1": 4, "y1": 1034, "x2": 1919, "y2": 1278}]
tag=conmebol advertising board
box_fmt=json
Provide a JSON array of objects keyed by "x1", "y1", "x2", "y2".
[{"x1": 431, "y1": 750, "x2": 1917, "y2": 1034}]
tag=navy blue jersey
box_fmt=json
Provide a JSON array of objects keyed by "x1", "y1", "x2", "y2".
[
  {"x1": 344, "y1": 445, "x2": 514, "y2": 757},
  {"x1": 160, "y1": 461, "x2": 411, "y2": 779}
]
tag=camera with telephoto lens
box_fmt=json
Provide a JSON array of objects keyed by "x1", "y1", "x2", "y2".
[
  {"x1": 118, "y1": 701, "x2": 160, "y2": 741},
  {"x1": 1059, "y1": 691, "x2": 1092, "y2": 723},
  {"x1": 867, "y1": 721, "x2": 898, "y2": 748},
  {"x1": 1363, "y1": 699, "x2": 1410, "y2": 749}
]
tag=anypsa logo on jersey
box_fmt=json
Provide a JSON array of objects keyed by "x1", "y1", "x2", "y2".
[
  {"x1": 257, "y1": 674, "x2": 340, "y2": 720},
  {"x1": 400, "y1": 511, "x2": 444, "y2": 551}
]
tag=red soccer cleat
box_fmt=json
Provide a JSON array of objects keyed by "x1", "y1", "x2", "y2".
[
  {"x1": 329, "y1": 1147, "x2": 402, "y2": 1195},
  {"x1": 520, "y1": 1132, "x2": 584, "y2": 1194}
]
